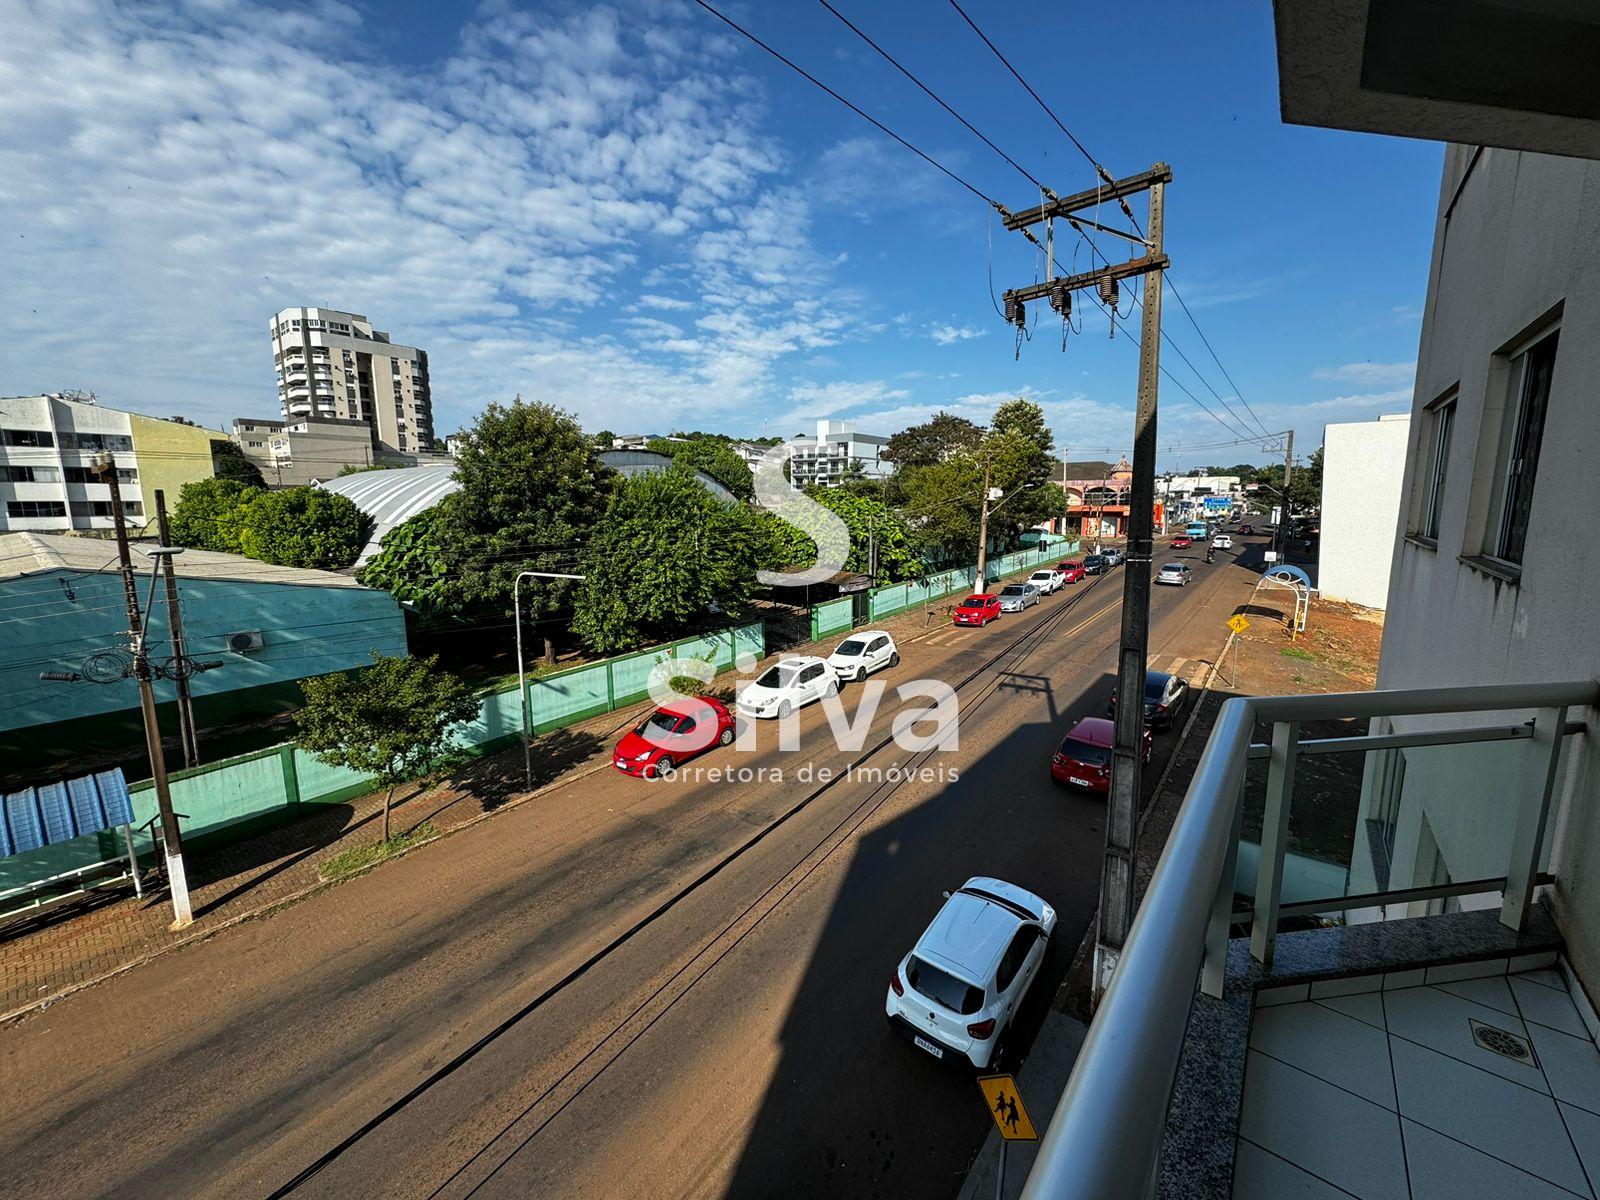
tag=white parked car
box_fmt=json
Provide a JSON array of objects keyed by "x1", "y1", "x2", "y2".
[
  {"x1": 887, "y1": 877, "x2": 1057, "y2": 1069},
  {"x1": 1027, "y1": 568, "x2": 1064, "y2": 594},
  {"x1": 1211, "y1": 535, "x2": 1233, "y2": 550},
  {"x1": 1156, "y1": 562, "x2": 1192, "y2": 586},
  {"x1": 826, "y1": 630, "x2": 900, "y2": 683},
  {"x1": 736, "y1": 655, "x2": 839, "y2": 719},
  {"x1": 997, "y1": 582, "x2": 1040, "y2": 612}
]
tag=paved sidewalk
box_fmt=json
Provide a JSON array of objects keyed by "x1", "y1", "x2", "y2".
[{"x1": 0, "y1": 567, "x2": 1071, "y2": 1022}]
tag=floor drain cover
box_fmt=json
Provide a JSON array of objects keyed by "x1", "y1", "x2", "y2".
[{"x1": 1471, "y1": 1019, "x2": 1538, "y2": 1066}]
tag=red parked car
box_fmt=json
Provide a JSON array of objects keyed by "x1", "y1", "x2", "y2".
[
  {"x1": 1238, "y1": 523, "x2": 1254, "y2": 535},
  {"x1": 953, "y1": 593, "x2": 1002, "y2": 626},
  {"x1": 613, "y1": 695, "x2": 735, "y2": 779},
  {"x1": 1170, "y1": 535, "x2": 1193, "y2": 548},
  {"x1": 1050, "y1": 716, "x2": 1151, "y2": 793},
  {"x1": 1056, "y1": 560, "x2": 1087, "y2": 583}
]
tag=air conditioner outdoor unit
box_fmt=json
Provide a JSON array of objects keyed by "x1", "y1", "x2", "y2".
[{"x1": 226, "y1": 630, "x2": 264, "y2": 654}]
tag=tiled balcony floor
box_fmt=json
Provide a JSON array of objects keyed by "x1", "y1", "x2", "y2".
[{"x1": 1234, "y1": 958, "x2": 1600, "y2": 1199}]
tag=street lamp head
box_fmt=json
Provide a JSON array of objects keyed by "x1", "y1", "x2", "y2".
[{"x1": 139, "y1": 545, "x2": 185, "y2": 557}]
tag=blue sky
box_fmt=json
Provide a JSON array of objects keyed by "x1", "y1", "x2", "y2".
[{"x1": 0, "y1": 0, "x2": 1441, "y2": 470}]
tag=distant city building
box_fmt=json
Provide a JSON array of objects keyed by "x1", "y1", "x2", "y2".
[
  {"x1": 231, "y1": 417, "x2": 377, "y2": 487},
  {"x1": 1052, "y1": 458, "x2": 1154, "y2": 540},
  {"x1": 610, "y1": 434, "x2": 653, "y2": 450},
  {"x1": 788, "y1": 420, "x2": 890, "y2": 487},
  {"x1": 1, "y1": 393, "x2": 222, "y2": 533},
  {"x1": 1316, "y1": 414, "x2": 1410, "y2": 609},
  {"x1": 732, "y1": 442, "x2": 771, "y2": 468},
  {"x1": 1159, "y1": 473, "x2": 1244, "y2": 522},
  {"x1": 270, "y1": 307, "x2": 433, "y2": 456}
]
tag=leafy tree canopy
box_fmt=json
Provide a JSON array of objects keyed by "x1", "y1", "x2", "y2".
[
  {"x1": 237, "y1": 487, "x2": 373, "y2": 570},
  {"x1": 766, "y1": 489, "x2": 921, "y2": 584},
  {"x1": 646, "y1": 436, "x2": 755, "y2": 501},
  {"x1": 211, "y1": 440, "x2": 266, "y2": 488},
  {"x1": 572, "y1": 468, "x2": 768, "y2": 654},
  {"x1": 447, "y1": 397, "x2": 617, "y2": 617},
  {"x1": 168, "y1": 477, "x2": 263, "y2": 554},
  {"x1": 883, "y1": 411, "x2": 985, "y2": 468},
  {"x1": 357, "y1": 503, "x2": 459, "y2": 615},
  {"x1": 297, "y1": 653, "x2": 479, "y2": 841}
]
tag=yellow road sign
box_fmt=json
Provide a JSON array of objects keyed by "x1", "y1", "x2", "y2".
[
  {"x1": 1227, "y1": 614, "x2": 1251, "y2": 635},
  {"x1": 977, "y1": 1074, "x2": 1038, "y2": 1141}
]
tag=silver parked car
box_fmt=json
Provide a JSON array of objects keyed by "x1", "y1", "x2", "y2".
[{"x1": 998, "y1": 582, "x2": 1040, "y2": 612}]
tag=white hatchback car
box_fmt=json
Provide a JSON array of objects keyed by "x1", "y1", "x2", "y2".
[
  {"x1": 826, "y1": 630, "x2": 900, "y2": 683},
  {"x1": 1212, "y1": 534, "x2": 1233, "y2": 549},
  {"x1": 736, "y1": 655, "x2": 839, "y2": 719},
  {"x1": 887, "y1": 877, "x2": 1057, "y2": 1069},
  {"x1": 1028, "y1": 568, "x2": 1064, "y2": 594}
]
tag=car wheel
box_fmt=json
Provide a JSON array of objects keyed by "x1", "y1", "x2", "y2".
[
  {"x1": 855, "y1": 666, "x2": 867, "y2": 683},
  {"x1": 776, "y1": 700, "x2": 792, "y2": 720},
  {"x1": 889, "y1": 651, "x2": 900, "y2": 667},
  {"x1": 718, "y1": 726, "x2": 734, "y2": 746},
  {"x1": 654, "y1": 755, "x2": 675, "y2": 777}
]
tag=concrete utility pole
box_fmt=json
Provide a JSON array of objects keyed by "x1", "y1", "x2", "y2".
[
  {"x1": 154, "y1": 490, "x2": 200, "y2": 768},
  {"x1": 999, "y1": 163, "x2": 1171, "y2": 1002},
  {"x1": 95, "y1": 459, "x2": 193, "y2": 928},
  {"x1": 1278, "y1": 430, "x2": 1295, "y2": 564},
  {"x1": 974, "y1": 458, "x2": 994, "y2": 591}
]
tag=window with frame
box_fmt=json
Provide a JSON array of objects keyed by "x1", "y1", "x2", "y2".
[
  {"x1": 7, "y1": 500, "x2": 67, "y2": 518},
  {"x1": 1486, "y1": 331, "x2": 1558, "y2": 565},
  {"x1": 1418, "y1": 395, "x2": 1455, "y2": 540}
]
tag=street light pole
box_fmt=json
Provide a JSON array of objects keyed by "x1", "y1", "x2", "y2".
[{"x1": 513, "y1": 570, "x2": 586, "y2": 790}]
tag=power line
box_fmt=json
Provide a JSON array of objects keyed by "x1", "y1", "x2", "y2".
[
  {"x1": 691, "y1": 0, "x2": 1001, "y2": 210},
  {"x1": 945, "y1": 0, "x2": 1277, "y2": 442}
]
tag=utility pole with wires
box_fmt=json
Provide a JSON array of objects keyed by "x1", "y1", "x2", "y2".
[
  {"x1": 95, "y1": 459, "x2": 194, "y2": 928},
  {"x1": 155, "y1": 489, "x2": 200, "y2": 768},
  {"x1": 999, "y1": 163, "x2": 1170, "y2": 1003},
  {"x1": 974, "y1": 459, "x2": 995, "y2": 590},
  {"x1": 1278, "y1": 429, "x2": 1296, "y2": 564}
]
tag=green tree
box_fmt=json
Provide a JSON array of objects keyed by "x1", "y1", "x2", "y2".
[
  {"x1": 591, "y1": 429, "x2": 616, "y2": 449},
  {"x1": 357, "y1": 504, "x2": 458, "y2": 615},
  {"x1": 211, "y1": 440, "x2": 266, "y2": 488},
  {"x1": 297, "y1": 654, "x2": 479, "y2": 842},
  {"x1": 237, "y1": 487, "x2": 372, "y2": 570},
  {"x1": 774, "y1": 489, "x2": 920, "y2": 584},
  {"x1": 572, "y1": 468, "x2": 768, "y2": 654},
  {"x1": 646, "y1": 436, "x2": 755, "y2": 501},
  {"x1": 983, "y1": 398, "x2": 1058, "y2": 537},
  {"x1": 899, "y1": 456, "x2": 985, "y2": 565},
  {"x1": 168, "y1": 478, "x2": 262, "y2": 553},
  {"x1": 448, "y1": 398, "x2": 618, "y2": 662},
  {"x1": 883, "y1": 411, "x2": 985, "y2": 468}
]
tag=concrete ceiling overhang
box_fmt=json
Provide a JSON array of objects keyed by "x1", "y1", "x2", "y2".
[{"x1": 1274, "y1": 0, "x2": 1600, "y2": 160}]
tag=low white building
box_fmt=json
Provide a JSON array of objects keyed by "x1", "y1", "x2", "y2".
[
  {"x1": 788, "y1": 419, "x2": 890, "y2": 487},
  {"x1": 1315, "y1": 413, "x2": 1410, "y2": 609}
]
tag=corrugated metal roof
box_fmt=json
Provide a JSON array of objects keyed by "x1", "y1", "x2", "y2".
[
  {"x1": 317, "y1": 466, "x2": 460, "y2": 566},
  {"x1": 0, "y1": 532, "x2": 367, "y2": 587},
  {"x1": 1, "y1": 769, "x2": 134, "y2": 856}
]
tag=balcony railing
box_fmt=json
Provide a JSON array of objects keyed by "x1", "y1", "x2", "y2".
[{"x1": 1019, "y1": 678, "x2": 1597, "y2": 1200}]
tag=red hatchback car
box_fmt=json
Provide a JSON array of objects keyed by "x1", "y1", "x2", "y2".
[
  {"x1": 613, "y1": 695, "x2": 735, "y2": 779},
  {"x1": 1050, "y1": 716, "x2": 1151, "y2": 793},
  {"x1": 1170, "y1": 535, "x2": 1193, "y2": 548},
  {"x1": 1056, "y1": 560, "x2": 1087, "y2": 583},
  {"x1": 953, "y1": 593, "x2": 1002, "y2": 626}
]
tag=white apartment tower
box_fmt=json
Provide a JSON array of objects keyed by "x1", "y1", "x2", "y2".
[{"x1": 270, "y1": 307, "x2": 433, "y2": 455}]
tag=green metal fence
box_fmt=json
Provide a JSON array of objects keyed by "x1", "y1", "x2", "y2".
[
  {"x1": 810, "y1": 537, "x2": 1076, "y2": 639},
  {"x1": 0, "y1": 620, "x2": 767, "y2": 899}
]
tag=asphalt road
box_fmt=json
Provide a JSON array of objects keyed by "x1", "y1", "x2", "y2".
[{"x1": 0, "y1": 544, "x2": 1254, "y2": 1200}]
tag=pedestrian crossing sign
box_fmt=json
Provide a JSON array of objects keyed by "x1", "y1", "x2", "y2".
[
  {"x1": 977, "y1": 1074, "x2": 1038, "y2": 1141},
  {"x1": 1227, "y1": 614, "x2": 1250, "y2": 635}
]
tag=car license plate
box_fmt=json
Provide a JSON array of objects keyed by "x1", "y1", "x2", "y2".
[
  {"x1": 1070, "y1": 776, "x2": 1090, "y2": 787},
  {"x1": 913, "y1": 1035, "x2": 944, "y2": 1059}
]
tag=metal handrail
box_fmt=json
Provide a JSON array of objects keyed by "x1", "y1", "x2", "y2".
[{"x1": 1019, "y1": 678, "x2": 1598, "y2": 1200}]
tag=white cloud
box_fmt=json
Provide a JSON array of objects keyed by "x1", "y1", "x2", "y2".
[
  {"x1": 0, "y1": 0, "x2": 852, "y2": 435},
  {"x1": 1313, "y1": 361, "x2": 1417, "y2": 388},
  {"x1": 930, "y1": 323, "x2": 989, "y2": 345}
]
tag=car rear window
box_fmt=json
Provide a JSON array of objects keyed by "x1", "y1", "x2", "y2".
[
  {"x1": 1060, "y1": 736, "x2": 1111, "y2": 767},
  {"x1": 906, "y1": 956, "x2": 984, "y2": 1014}
]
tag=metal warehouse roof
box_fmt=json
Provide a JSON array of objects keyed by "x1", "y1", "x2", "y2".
[
  {"x1": 317, "y1": 465, "x2": 460, "y2": 566},
  {"x1": 0, "y1": 532, "x2": 368, "y2": 588}
]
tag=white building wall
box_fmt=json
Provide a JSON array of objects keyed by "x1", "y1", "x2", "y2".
[
  {"x1": 1367, "y1": 144, "x2": 1600, "y2": 984},
  {"x1": 1317, "y1": 414, "x2": 1410, "y2": 609}
]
